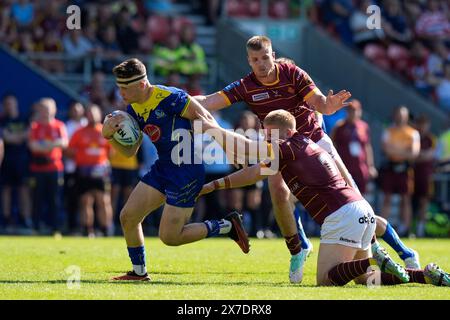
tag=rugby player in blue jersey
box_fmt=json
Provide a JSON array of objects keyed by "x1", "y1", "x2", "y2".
[{"x1": 102, "y1": 58, "x2": 249, "y2": 281}]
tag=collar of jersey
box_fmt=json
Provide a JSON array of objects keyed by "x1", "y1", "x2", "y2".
[
  {"x1": 131, "y1": 86, "x2": 172, "y2": 122},
  {"x1": 258, "y1": 63, "x2": 280, "y2": 86}
]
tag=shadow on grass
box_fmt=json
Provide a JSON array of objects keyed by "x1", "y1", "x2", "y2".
[
  {"x1": 110, "y1": 271, "x2": 285, "y2": 276},
  {"x1": 0, "y1": 280, "x2": 111, "y2": 285},
  {"x1": 0, "y1": 278, "x2": 314, "y2": 287}
]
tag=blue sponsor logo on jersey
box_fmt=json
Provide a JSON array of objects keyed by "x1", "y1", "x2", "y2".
[{"x1": 223, "y1": 80, "x2": 241, "y2": 92}]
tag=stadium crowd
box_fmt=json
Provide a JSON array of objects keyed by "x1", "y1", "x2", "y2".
[
  {"x1": 223, "y1": 0, "x2": 450, "y2": 113},
  {"x1": 0, "y1": 0, "x2": 448, "y2": 238}
]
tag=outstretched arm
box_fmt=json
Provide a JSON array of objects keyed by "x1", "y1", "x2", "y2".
[
  {"x1": 195, "y1": 110, "x2": 273, "y2": 164},
  {"x1": 200, "y1": 163, "x2": 269, "y2": 196},
  {"x1": 306, "y1": 88, "x2": 352, "y2": 115},
  {"x1": 193, "y1": 92, "x2": 230, "y2": 112}
]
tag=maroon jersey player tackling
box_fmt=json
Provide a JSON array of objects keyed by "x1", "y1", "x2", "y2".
[{"x1": 199, "y1": 109, "x2": 450, "y2": 287}]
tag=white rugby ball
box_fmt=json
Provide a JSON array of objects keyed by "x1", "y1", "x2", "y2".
[{"x1": 111, "y1": 110, "x2": 141, "y2": 146}]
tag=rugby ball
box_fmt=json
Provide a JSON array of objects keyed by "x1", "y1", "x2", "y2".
[{"x1": 111, "y1": 110, "x2": 141, "y2": 146}]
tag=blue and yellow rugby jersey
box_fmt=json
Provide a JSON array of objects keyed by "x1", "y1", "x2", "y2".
[
  {"x1": 126, "y1": 85, "x2": 194, "y2": 163},
  {"x1": 126, "y1": 85, "x2": 205, "y2": 208}
]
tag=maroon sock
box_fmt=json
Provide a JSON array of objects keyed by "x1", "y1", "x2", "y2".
[
  {"x1": 381, "y1": 269, "x2": 426, "y2": 285},
  {"x1": 284, "y1": 234, "x2": 301, "y2": 255},
  {"x1": 380, "y1": 273, "x2": 404, "y2": 285},
  {"x1": 407, "y1": 269, "x2": 426, "y2": 284},
  {"x1": 328, "y1": 259, "x2": 373, "y2": 286}
]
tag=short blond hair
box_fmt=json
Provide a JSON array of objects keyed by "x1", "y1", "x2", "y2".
[
  {"x1": 263, "y1": 110, "x2": 296, "y2": 130},
  {"x1": 246, "y1": 35, "x2": 272, "y2": 51}
]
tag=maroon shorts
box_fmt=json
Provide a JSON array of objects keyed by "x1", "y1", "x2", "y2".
[
  {"x1": 414, "y1": 168, "x2": 433, "y2": 198},
  {"x1": 380, "y1": 167, "x2": 414, "y2": 195}
]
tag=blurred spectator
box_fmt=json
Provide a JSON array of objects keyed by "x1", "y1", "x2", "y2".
[
  {"x1": 427, "y1": 41, "x2": 450, "y2": 83},
  {"x1": 201, "y1": 0, "x2": 221, "y2": 25},
  {"x1": 28, "y1": 98, "x2": 68, "y2": 235},
  {"x1": 11, "y1": 30, "x2": 35, "y2": 53},
  {"x1": 62, "y1": 29, "x2": 93, "y2": 58},
  {"x1": 381, "y1": 0, "x2": 413, "y2": 46},
  {"x1": 436, "y1": 62, "x2": 450, "y2": 112},
  {"x1": 0, "y1": 94, "x2": 32, "y2": 233},
  {"x1": 164, "y1": 72, "x2": 183, "y2": 88},
  {"x1": 63, "y1": 101, "x2": 87, "y2": 235},
  {"x1": 268, "y1": 0, "x2": 290, "y2": 19},
  {"x1": 144, "y1": 0, "x2": 174, "y2": 15},
  {"x1": 154, "y1": 33, "x2": 182, "y2": 77},
  {"x1": 178, "y1": 23, "x2": 208, "y2": 77},
  {"x1": 415, "y1": 0, "x2": 450, "y2": 43},
  {"x1": 379, "y1": 106, "x2": 420, "y2": 236},
  {"x1": 185, "y1": 75, "x2": 204, "y2": 96},
  {"x1": 62, "y1": 29, "x2": 94, "y2": 72},
  {"x1": 321, "y1": 0, "x2": 355, "y2": 46},
  {"x1": 331, "y1": 99, "x2": 377, "y2": 195},
  {"x1": 35, "y1": 0, "x2": 65, "y2": 35},
  {"x1": 413, "y1": 115, "x2": 437, "y2": 237},
  {"x1": 226, "y1": 0, "x2": 261, "y2": 18},
  {"x1": 37, "y1": 30, "x2": 64, "y2": 73},
  {"x1": 115, "y1": 6, "x2": 140, "y2": 54},
  {"x1": 11, "y1": 0, "x2": 34, "y2": 28},
  {"x1": 0, "y1": 2, "x2": 12, "y2": 44},
  {"x1": 68, "y1": 105, "x2": 112, "y2": 237},
  {"x1": 407, "y1": 41, "x2": 433, "y2": 97},
  {"x1": 96, "y1": 3, "x2": 115, "y2": 35},
  {"x1": 97, "y1": 24, "x2": 122, "y2": 73},
  {"x1": 80, "y1": 71, "x2": 110, "y2": 111},
  {"x1": 435, "y1": 121, "x2": 450, "y2": 211},
  {"x1": 350, "y1": 0, "x2": 385, "y2": 50}
]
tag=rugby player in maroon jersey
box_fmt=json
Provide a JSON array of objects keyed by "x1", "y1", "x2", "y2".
[{"x1": 198, "y1": 110, "x2": 449, "y2": 287}]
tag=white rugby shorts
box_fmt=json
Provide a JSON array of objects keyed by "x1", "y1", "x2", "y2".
[{"x1": 320, "y1": 200, "x2": 376, "y2": 250}]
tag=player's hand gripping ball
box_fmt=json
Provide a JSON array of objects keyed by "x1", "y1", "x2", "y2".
[{"x1": 111, "y1": 110, "x2": 141, "y2": 146}]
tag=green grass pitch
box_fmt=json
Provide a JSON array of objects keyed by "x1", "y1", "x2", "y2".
[{"x1": 0, "y1": 236, "x2": 449, "y2": 300}]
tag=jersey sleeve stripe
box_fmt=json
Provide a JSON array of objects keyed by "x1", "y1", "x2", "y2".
[
  {"x1": 180, "y1": 97, "x2": 191, "y2": 117},
  {"x1": 218, "y1": 91, "x2": 232, "y2": 106},
  {"x1": 302, "y1": 87, "x2": 320, "y2": 101}
]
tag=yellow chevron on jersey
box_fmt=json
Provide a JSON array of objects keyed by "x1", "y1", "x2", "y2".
[{"x1": 131, "y1": 86, "x2": 172, "y2": 122}]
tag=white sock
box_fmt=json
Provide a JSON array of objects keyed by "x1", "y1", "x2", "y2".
[
  {"x1": 218, "y1": 219, "x2": 232, "y2": 235},
  {"x1": 133, "y1": 264, "x2": 147, "y2": 276}
]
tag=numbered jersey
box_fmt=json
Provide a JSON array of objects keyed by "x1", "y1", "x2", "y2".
[{"x1": 277, "y1": 132, "x2": 363, "y2": 224}]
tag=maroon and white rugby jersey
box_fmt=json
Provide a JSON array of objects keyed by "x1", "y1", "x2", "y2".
[{"x1": 220, "y1": 62, "x2": 324, "y2": 142}]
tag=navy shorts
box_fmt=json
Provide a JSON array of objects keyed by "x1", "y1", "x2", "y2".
[{"x1": 141, "y1": 159, "x2": 205, "y2": 208}]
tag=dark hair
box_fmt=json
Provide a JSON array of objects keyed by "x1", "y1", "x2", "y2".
[
  {"x1": 112, "y1": 58, "x2": 146, "y2": 79},
  {"x1": 246, "y1": 35, "x2": 272, "y2": 51}
]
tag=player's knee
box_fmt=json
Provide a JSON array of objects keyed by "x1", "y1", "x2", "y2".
[
  {"x1": 159, "y1": 232, "x2": 182, "y2": 246},
  {"x1": 119, "y1": 208, "x2": 138, "y2": 229}
]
